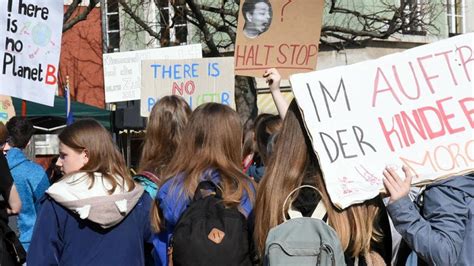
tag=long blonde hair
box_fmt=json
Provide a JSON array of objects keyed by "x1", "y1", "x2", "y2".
[
  {"x1": 151, "y1": 103, "x2": 255, "y2": 232},
  {"x1": 253, "y1": 100, "x2": 382, "y2": 258},
  {"x1": 58, "y1": 119, "x2": 135, "y2": 193},
  {"x1": 138, "y1": 95, "x2": 191, "y2": 176}
]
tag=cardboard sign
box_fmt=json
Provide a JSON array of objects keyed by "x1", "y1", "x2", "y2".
[
  {"x1": 0, "y1": 0, "x2": 63, "y2": 106},
  {"x1": 141, "y1": 57, "x2": 235, "y2": 116},
  {"x1": 235, "y1": 0, "x2": 324, "y2": 79},
  {"x1": 290, "y1": 33, "x2": 474, "y2": 209},
  {"x1": 103, "y1": 44, "x2": 202, "y2": 103},
  {"x1": 0, "y1": 95, "x2": 15, "y2": 123}
]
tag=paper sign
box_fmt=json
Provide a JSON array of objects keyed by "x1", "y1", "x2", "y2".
[
  {"x1": 103, "y1": 44, "x2": 202, "y2": 103},
  {"x1": 235, "y1": 0, "x2": 324, "y2": 79},
  {"x1": 0, "y1": 0, "x2": 63, "y2": 106},
  {"x1": 0, "y1": 95, "x2": 15, "y2": 123},
  {"x1": 141, "y1": 57, "x2": 235, "y2": 116},
  {"x1": 290, "y1": 33, "x2": 474, "y2": 209}
]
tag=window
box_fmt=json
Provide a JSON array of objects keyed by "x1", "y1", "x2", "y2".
[
  {"x1": 159, "y1": 0, "x2": 188, "y2": 46},
  {"x1": 401, "y1": 0, "x2": 427, "y2": 35},
  {"x1": 447, "y1": 0, "x2": 465, "y2": 35},
  {"x1": 105, "y1": 0, "x2": 120, "y2": 52}
]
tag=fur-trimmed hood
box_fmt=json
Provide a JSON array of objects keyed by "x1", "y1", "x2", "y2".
[{"x1": 46, "y1": 172, "x2": 144, "y2": 228}]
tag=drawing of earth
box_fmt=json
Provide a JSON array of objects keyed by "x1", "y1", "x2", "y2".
[{"x1": 32, "y1": 23, "x2": 52, "y2": 46}]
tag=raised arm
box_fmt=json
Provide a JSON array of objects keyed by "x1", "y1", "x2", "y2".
[{"x1": 263, "y1": 68, "x2": 289, "y2": 119}]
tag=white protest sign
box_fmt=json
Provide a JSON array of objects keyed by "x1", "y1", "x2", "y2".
[
  {"x1": 291, "y1": 33, "x2": 474, "y2": 209},
  {"x1": 0, "y1": 0, "x2": 63, "y2": 106},
  {"x1": 141, "y1": 57, "x2": 235, "y2": 116},
  {"x1": 103, "y1": 44, "x2": 202, "y2": 103}
]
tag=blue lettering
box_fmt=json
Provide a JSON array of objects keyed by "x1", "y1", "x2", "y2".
[
  {"x1": 184, "y1": 64, "x2": 191, "y2": 78},
  {"x1": 162, "y1": 65, "x2": 172, "y2": 79},
  {"x1": 174, "y1": 64, "x2": 182, "y2": 79},
  {"x1": 221, "y1": 92, "x2": 230, "y2": 105},
  {"x1": 148, "y1": 97, "x2": 156, "y2": 112},
  {"x1": 192, "y1": 63, "x2": 199, "y2": 77},
  {"x1": 211, "y1": 63, "x2": 220, "y2": 77},
  {"x1": 151, "y1": 64, "x2": 161, "y2": 78}
]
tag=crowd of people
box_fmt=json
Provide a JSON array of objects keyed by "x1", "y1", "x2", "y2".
[{"x1": 0, "y1": 68, "x2": 472, "y2": 266}]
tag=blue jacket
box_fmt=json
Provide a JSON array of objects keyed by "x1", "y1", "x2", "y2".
[
  {"x1": 6, "y1": 147, "x2": 50, "y2": 250},
  {"x1": 387, "y1": 175, "x2": 474, "y2": 265},
  {"x1": 153, "y1": 170, "x2": 255, "y2": 266},
  {"x1": 27, "y1": 177, "x2": 153, "y2": 266}
]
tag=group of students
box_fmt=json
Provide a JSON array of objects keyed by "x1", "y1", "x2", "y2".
[{"x1": 4, "y1": 68, "x2": 470, "y2": 266}]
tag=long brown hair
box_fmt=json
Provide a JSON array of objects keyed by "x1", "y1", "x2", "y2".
[
  {"x1": 253, "y1": 100, "x2": 382, "y2": 258},
  {"x1": 58, "y1": 119, "x2": 135, "y2": 193},
  {"x1": 151, "y1": 103, "x2": 255, "y2": 232},
  {"x1": 138, "y1": 95, "x2": 191, "y2": 176}
]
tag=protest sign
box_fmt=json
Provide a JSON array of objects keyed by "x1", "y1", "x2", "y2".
[
  {"x1": 290, "y1": 33, "x2": 474, "y2": 209},
  {"x1": 235, "y1": 0, "x2": 324, "y2": 79},
  {"x1": 103, "y1": 44, "x2": 202, "y2": 103},
  {"x1": 141, "y1": 57, "x2": 235, "y2": 116},
  {"x1": 0, "y1": 0, "x2": 63, "y2": 106},
  {"x1": 0, "y1": 95, "x2": 15, "y2": 123}
]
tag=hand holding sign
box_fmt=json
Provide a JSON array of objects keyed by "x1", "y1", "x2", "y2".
[{"x1": 383, "y1": 165, "x2": 414, "y2": 204}]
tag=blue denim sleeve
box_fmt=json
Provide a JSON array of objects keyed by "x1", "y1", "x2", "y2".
[{"x1": 387, "y1": 186, "x2": 468, "y2": 265}]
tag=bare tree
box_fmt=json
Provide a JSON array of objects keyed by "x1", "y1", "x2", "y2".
[
  {"x1": 63, "y1": 0, "x2": 101, "y2": 32},
  {"x1": 65, "y1": 0, "x2": 442, "y2": 123}
]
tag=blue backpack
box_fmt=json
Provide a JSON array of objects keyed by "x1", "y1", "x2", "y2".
[{"x1": 264, "y1": 185, "x2": 346, "y2": 266}]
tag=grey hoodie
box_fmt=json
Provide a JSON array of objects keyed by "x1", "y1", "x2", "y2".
[
  {"x1": 387, "y1": 175, "x2": 474, "y2": 266},
  {"x1": 46, "y1": 172, "x2": 144, "y2": 228}
]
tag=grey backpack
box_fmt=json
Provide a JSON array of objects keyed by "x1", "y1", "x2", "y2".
[{"x1": 264, "y1": 185, "x2": 346, "y2": 266}]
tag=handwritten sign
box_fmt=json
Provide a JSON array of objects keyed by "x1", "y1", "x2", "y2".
[
  {"x1": 234, "y1": 0, "x2": 324, "y2": 79},
  {"x1": 0, "y1": 0, "x2": 63, "y2": 106},
  {"x1": 290, "y1": 33, "x2": 474, "y2": 209},
  {"x1": 141, "y1": 57, "x2": 235, "y2": 116},
  {"x1": 103, "y1": 44, "x2": 202, "y2": 103}
]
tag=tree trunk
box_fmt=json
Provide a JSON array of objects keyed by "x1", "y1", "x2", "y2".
[{"x1": 234, "y1": 75, "x2": 258, "y2": 125}]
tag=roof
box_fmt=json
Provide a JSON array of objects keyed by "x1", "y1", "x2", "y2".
[{"x1": 12, "y1": 96, "x2": 112, "y2": 132}]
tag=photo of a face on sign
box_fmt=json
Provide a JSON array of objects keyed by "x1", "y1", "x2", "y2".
[
  {"x1": 242, "y1": 0, "x2": 273, "y2": 39},
  {"x1": 235, "y1": 0, "x2": 324, "y2": 79}
]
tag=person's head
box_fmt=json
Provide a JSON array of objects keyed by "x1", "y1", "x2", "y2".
[
  {"x1": 242, "y1": 114, "x2": 272, "y2": 159},
  {"x1": 46, "y1": 155, "x2": 62, "y2": 184},
  {"x1": 57, "y1": 119, "x2": 134, "y2": 192},
  {"x1": 0, "y1": 122, "x2": 8, "y2": 151},
  {"x1": 242, "y1": 0, "x2": 272, "y2": 38},
  {"x1": 152, "y1": 103, "x2": 254, "y2": 231},
  {"x1": 139, "y1": 95, "x2": 191, "y2": 175},
  {"x1": 253, "y1": 100, "x2": 382, "y2": 258},
  {"x1": 255, "y1": 114, "x2": 282, "y2": 164},
  {"x1": 242, "y1": 119, "x2": 256, "y2": 159},
  {"x1": 4, "y1": 116, "x2": 34, "y2": 152}
]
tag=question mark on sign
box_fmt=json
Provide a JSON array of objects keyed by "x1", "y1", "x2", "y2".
[{"x1": 280, "y1": 0, "x2": 295, "y2": 22}]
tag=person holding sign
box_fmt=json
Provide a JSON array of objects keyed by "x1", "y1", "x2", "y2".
[
  {"x1": 253, "y1": 100, "x2": 392, "y2": 265},
  {"x1": 383, "y1": 167, "x2": 473, "y2": 265},
  {"x1": 263, "y1": 68, "x2": 289, "y2": 119},
  {"x1": 242, "y1": 0, "x2": 272, "y2": 38}
]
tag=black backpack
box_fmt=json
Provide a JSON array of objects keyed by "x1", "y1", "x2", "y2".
[{"x1": 170, "y1": 181, "x2": 253, "y2": 266}]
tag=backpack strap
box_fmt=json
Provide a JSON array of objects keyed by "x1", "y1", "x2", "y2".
[
  {"x1": 282, "y1": 185, "x2": 327, "y2": 221},
  {"x1": 193, "y1": 180, "x2": 223, "y2": 201},
  {"x1": 138, "y1": 171, "x2": 160, "y2": 185}
]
